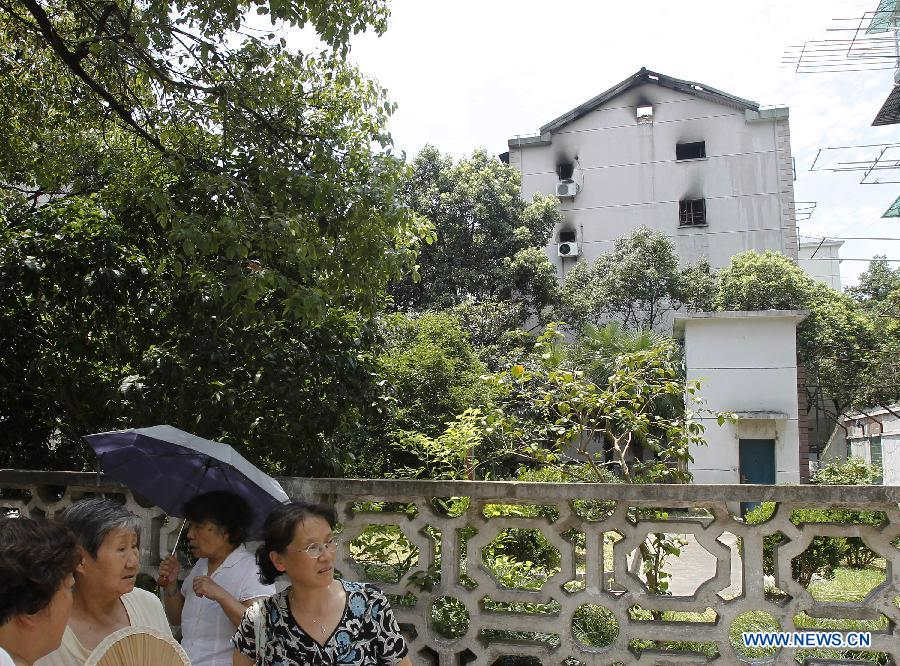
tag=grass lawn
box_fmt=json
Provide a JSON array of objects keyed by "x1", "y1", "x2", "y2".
[
  {"x1": 626, "y1": 564, "x2": 891, "y2": 662},
  {"x1": 728, "y1": 563, "x2": 890, "y2": 663},
  {"x1": 808, "y1": 563, "x2": 886, "y2": 603}
]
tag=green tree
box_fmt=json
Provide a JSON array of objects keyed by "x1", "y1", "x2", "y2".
[
  {"x1": 2, "y1": 7, "x2": 428, "y2": 325},
  {"x1": 449, "y1": 300, "x2": 538, "y2": 371},
  {"x1": 391, "y1": 146, "x2": 561, "y2": 319},
  {"x1": 849, "y1": 255, "x2": 900, "y2": 304},
  {"x1": 556, "y1": 227, "x2": 715, "y2": 333},
  {"x1": 337, "y1": 311, "x2": 495, "y2": 478},
  {"x1": 716, "y1": 251, "x2": 897, "y2": 417},
  {"x1": 2, "y1": 0, "x2": 391, "y2": 164},
  {"x1": 0, "y1": 0, "x2": 432, "y2": 472},
  {"x1": 848, "y1": 257, "x2": 900, "y2": 409},
  {"x1": 0, "y1": 196, "x2": 162, "y2": 470},
  {"x1": 714, "y1": 250, "x2": 812, "y2": 311},
  {"x1": 0, "y1": 178, "x2": 392, "y2": 475},
  {"x1": 380, "y1": 323, "x2": 708, "y2": 482},
  {"x1": 486, "y1": 325, "x2": 708, "y2": 484},
  {"x1": 570, "y1": 322, "x2": 673, "y2": 387},
  {"x1": 377, "y1": 311, "x2": 491, "y2": 438}
]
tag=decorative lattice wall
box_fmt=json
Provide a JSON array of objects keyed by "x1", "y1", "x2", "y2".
[{"x1": 2, "y1": 471, "x2": 898, "y2": 665}]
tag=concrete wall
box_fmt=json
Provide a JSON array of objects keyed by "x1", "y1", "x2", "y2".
[
  {"x1": 885, "y1": 435, "x2": 900, "y2": 485},
  {"x1": 796, "y1": 364, "x2": 811, "y2": 483},
  {"x1": 508, "y1": 83, "x2": 798, "y2": 273},
  {"x1": 850, "y1": 438, "x2": 872, "y2": 463},
  {"x1": 3, "y1": 470, "x2": 900, "y2": 664},
  {"x1": 845, "y1": 408, "x2": 900, "y2": 485},
  {"x1": 677, "y1": 311, "x2": 805, "y2": 485},
  {"x1": 798, "y1": 239, "x2": 843, "y2": 290}
]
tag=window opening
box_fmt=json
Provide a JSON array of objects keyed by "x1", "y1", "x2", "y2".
[
  {"x1": 870, "y1": 436, "x2": 883, "y2": 483},
  {"x1": 556, "y1": 162, "x2": 574, "y2": 180},
  {"x1": 676, "y1": 141, "x2": 706, "y2": 160},
  {"x1": 636, "y1": 105, "x2": 654, "y2": 123},
  {"x1": 558, "y1": 229, "x2": 577, "y2": 243},
  {"x1": 679, "y1": 199, "x2": 706, "y2": 226}
]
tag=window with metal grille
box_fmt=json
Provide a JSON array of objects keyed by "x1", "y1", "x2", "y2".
[
  {"x1": 676, "y1": 141, "x2": 706, "y2": 160},
  {"x1": 679, "y1": 199, "x2": 706, "y2": 226}
]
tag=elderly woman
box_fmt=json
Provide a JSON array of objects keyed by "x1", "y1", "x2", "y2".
[
  {"x1": 35, "y1": 498, "x2": 172, "y2": 666},
  {"x1": 232, "y1": 502, "x2": 411, "y2": 666},
  {"x1": 0, "y1": 517, "x2": 80, "y2": 666},
  {"x1": 157, "y1": 491, "x2": 274, "y2": 666}
]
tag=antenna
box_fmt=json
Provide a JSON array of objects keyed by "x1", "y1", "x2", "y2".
[
  {"x1": 794, "y1": 202, "x2": 818, "y2": 222},
  {"x1": 781, "y1": 5, "x2": 900, "y2": 74},
  {"x1": 783, "y1": 1, "x2": 900, "y2": 240},
  {"x1": 808, "y1": 143, "x2": 900, "y2": 185}
]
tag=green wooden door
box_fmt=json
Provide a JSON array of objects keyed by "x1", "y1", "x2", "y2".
[{"x1": 739, "y1": 438, "x2": 776, "y2": 516}]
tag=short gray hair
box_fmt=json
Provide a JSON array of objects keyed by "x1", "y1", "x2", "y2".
[{"x1": 61, "y1": 498, "x2": 141, "y2": 558}]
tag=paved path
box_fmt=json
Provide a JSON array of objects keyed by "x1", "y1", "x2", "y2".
[{"x1": 633, "y1": 532, "x2": 742, "y2": 598}]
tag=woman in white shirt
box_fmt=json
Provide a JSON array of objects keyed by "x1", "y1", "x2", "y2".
[
  {"x1": 158, "y1": 491, "x2": 274, "y2": 666},
  {"x1": 35, "y1": 498, "x2": 172, "y2": 666},
  {"x1": 0, "y1": 517, "x2": 79, "y2": 666}
]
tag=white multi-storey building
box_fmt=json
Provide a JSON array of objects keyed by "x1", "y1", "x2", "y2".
[
  {"x1": 504, "y1": 68, "x2": 800, "y2": 274},
  {"x1": 798, "y1": 238, "x2": 843, "y2": 290},
  {"x1": 503, "y1": 69, "x2": 811, "y2": 484}
]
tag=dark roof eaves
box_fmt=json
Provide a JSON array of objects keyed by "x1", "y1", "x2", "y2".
[
  {"x1": 538, "y1": 69, "x2": 646, "y2": 135},
  {"x1": 538, "y1": 68, "x2": 760, "y2": 135}
]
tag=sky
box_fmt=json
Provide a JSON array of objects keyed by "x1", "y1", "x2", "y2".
[{"x1": 291, "y1": 0, "x2": 899, "y2": 287}]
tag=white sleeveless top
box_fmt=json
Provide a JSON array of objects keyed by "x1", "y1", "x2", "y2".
[
  {"x1": 35, "y1": 588, "x2": 172, "y2": 666},
  {"x1": 0, "y1": 646, "x2": 22, "y2": 666}
]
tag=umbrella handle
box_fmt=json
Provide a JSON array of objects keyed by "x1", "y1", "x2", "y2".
[
  {"x1": 170, "y1": 519, "x2": 188, "y2": 557},
  {"x1": 158, "y1": 519, "x2": 188, "y2": 597}
]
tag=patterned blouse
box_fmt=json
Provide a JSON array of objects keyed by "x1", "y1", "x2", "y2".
[{"x1": 232, "y1": 580, "x2": 409, "y2": 665}]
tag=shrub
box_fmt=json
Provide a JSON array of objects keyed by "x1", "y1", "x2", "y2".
[
  {"x1": 811, "y1": 457, "x2": 884, "y2": 569},
  {"x1": 747, "y1": 457, "x2": 885, "y2": 589}
]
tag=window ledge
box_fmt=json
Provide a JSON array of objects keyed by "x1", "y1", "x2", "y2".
[
  {"x1": 678, "y1": 223, "x2": 708, "y2": 229},
  {"x1": 675, "y1": 157, "x2": 709, "y2": 163}
]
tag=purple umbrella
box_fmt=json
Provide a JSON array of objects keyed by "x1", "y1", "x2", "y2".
[{"x1": 84, "y1": 425, "x2": 289, "y2": 540}]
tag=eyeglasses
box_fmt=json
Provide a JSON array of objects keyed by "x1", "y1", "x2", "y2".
[{"x1": 300, "y1": 537, "x2": 339, "y2": 559}]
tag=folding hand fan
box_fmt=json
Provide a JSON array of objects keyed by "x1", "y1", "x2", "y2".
[{"x1": 83, "y1": 627, "x2": 190, "y2": 666}]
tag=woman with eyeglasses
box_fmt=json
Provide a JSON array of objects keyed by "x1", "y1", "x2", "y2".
[{"x1": 231, "y1": 502, "x2": 411, "y2": 666}]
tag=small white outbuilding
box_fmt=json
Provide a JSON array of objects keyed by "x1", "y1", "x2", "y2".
[{"x1": 675, "y1": 310, "x2": 808, "y2": 487}]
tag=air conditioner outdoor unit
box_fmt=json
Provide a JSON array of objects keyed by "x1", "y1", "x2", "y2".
[
  {"x1": 557, "y1": 242, "x2": 579, "y2": 258},
  {"x1": 555, "y1": 179, "x2": 579, "y2": 198}
]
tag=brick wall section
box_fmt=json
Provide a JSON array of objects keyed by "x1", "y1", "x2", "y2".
[
  {"x1": 775, "y1": 117, "x2": 800, "y2": 260},
  {"x1": 797, "y1": 361, "x2": 811, "y2": 482}
]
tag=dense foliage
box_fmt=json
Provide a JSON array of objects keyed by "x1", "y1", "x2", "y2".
[
  {"x1": 849, "y1": 254, "x2": 900, "y2": 304},
  {"x1": 0, "y1": 0, "x2": 429, "y2": 471},
  {"x1": 556, "y1": 227, "x2": 715, "y2": 332},
  {"x1": 391, "y1": 147, "x2": 561, "y2": 321},
  {"x1": 338, "y1": 311, "x2": 495, "y2": 478}
]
